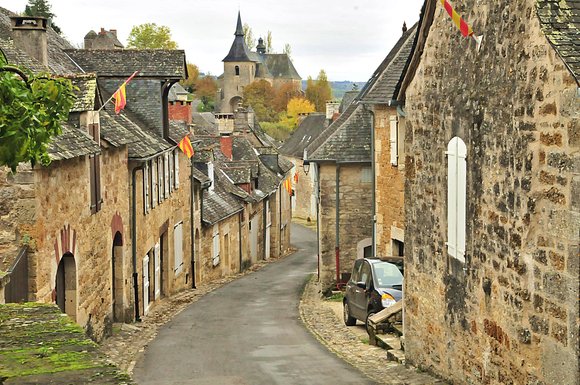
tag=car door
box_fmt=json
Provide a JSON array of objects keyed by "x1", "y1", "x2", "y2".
[
  {"x1": 345, "y1": 259, "x2": 363, "y2": 319},
  {"x1": 351, "y1": 261, "x2": 372, "y2": 319}
]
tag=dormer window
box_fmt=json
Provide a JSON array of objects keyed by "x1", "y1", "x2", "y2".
[{"x1": 235, "y1": 66, "x2": 240, "y2": 76}]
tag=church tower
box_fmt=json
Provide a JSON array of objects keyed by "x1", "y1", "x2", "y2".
[{"x1": 220, "y1": 12, "x2": 256, "y2": 113}]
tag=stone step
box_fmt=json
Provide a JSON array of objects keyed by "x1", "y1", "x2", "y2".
[
  {"x1": 376, "y1": 333, "x2": 401, "y2": 350},
  {"x1": 387, "y1": 348, "x2": 406, "y2": 365}
]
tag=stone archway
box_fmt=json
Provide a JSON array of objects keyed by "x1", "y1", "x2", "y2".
[
  {"x1": 229, "y1": 96, "x2": 243, "y2": 112},
  {"x1": 55, "y1": 253, "x2": 77, "y2": 320},
  {"x1": 111, "y1": 231, "x2": 124, "y2": 322}
]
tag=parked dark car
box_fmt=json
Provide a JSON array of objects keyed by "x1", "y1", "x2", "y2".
[{"x1": 343, "y1": 258, "x2": 403, "y2": 332}]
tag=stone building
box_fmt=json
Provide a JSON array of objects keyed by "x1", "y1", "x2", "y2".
[
  {"x1": 305, "y1": 103, "x2": 373, "y2": 291},
  {"x1": 358, "y1": 23, "x2": 417, "y2": 258},
  {"x1": 279, "y1": 113, "x2": 328, "y2": 221},
  {"x1": 218, "y1": 12, "x2": 302, "y2": 113},
  {"x1": 83, "y1": 28, "x2": 123, "y2": 50},
  {"x1": 399, "y1": 1, "x2": 579, "y2": 384}
]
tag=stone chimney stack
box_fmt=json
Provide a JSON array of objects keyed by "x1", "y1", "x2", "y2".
[{"x1": 10, "y1": 16, "x2": 48, "y2": 66}]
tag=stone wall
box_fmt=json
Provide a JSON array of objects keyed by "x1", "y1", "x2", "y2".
[
  {"x1": 290, "y1": 156, "x2": 316, "y2": 221},
  {"x1": 318, "y1": 163, "x2": 373, "y2": 290},
  {"x1": 403, "y1": 1, "x2": 579, "y2": 384},
  {"x1": 221, "y1": 61, "x2": 256, "y2": 113},
  {"x1": 33, "y1": 146, "x2": 129, "y2": 342},
  {"x1": 198, "y1": 213, "x2": 241, "y2": 283},
  {"x1": 373, "y1": 105, "x2": 405, "y2": 257}
]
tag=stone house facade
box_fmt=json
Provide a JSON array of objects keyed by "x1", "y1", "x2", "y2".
[
  {"x1": 399, "y1": 1, "x2": 579, "y2": 384},
  {"x1": 358, "y1": 24, "x2": 417, "y2": 259},
  {"x1": 306, "y1": 104, "x2": 373, "y2": 291}
]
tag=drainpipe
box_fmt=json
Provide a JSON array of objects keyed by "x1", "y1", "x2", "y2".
[
  {"x1": 238, "y1": 211, "x2": 243, "y2": 272},
  {"x1": 131, "y1": 163, "x2": 145, "y2": 322},
  {"x1": 190, "y1": 158, "x2": 196, "y2": 289},
  {"x1": 279, "y1": 185, "x2": 282, "y2": 256},
  {"x1": 363, "y1": 104, "x2": 376, "y2": 257},
  {"x1": 262, "y1": 198, "x2": 267, "y2": 260},
  {"x1": 315, "y1": 163, "x2": 321, "y2": 281},
  {"x1": 161, "y1": 80, "x2": 178, "y2": 140},
  {"x1": 335, "y1": 163, "x2": 341, "y2": 288}
]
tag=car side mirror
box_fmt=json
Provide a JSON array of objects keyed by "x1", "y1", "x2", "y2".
[{"x1": 356, "y1": 281, "x2": 366, "y2": 289}]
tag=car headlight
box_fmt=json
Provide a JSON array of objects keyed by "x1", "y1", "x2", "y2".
[{"x1": 381, "y1": 293, "x2": 396, "y2": 308}]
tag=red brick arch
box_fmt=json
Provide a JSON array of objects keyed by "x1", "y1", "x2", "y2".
[{"x1": 111, "y1": 212, "x2": 124, "y2": 245}]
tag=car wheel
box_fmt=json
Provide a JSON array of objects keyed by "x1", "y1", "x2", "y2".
[
  {"x1": 343, "y1": 301, "x2": 356, "y2": 326},
  {"x1": 365, "y1": 310, "x2": 376, "y2": 335}
]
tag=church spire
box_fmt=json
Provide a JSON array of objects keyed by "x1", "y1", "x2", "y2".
[{"x1": 235, "y1": 11, "x2": 244, "y2": 36}]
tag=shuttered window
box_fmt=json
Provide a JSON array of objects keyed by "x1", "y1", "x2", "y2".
[
  {"x1": 446, "y1": 136, "x2": 467, "y2": 263},
  {"x1": 390, "y1": 116, "x2": 398, "y2": 166},
  {"x1": 152, "y1": 158, "x2": 157, "y2": 208},
  {"x1": 88, "y1": 123, "x2": 102, "y2": 214},
  {"x1": 174, "y1": 150, "x2": 180, "y2": 189},
  {"x1": 168, "y1": 151, "x2": 174, "y2": 194},
  {"x1": 144, "y1": 162, "x2": 149, "y2": 214},
  {"x1": 174, "y1": 222, "x2": 183, "y2": 275},
  {"x1": 164, "y1": 152, "x2": 170, "y2": 199},
  {"x1": 212, "y1": 225, "x2": 220, "y2": 266},
  {"x1": 158, "y1": 157, "x2": 164, "y2": 204}
]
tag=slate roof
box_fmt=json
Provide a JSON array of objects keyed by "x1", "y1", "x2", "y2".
[
  {"x1": 223, "y1": 12, "x2": 252, "y2": 62},
  {"x1": 191, "y1": 167, "x2": 211, "y2": 185},
  {"x1": 0, "y1": 38, "x2": 47, "y2": 73},
  {"x1": 64, "y1": 49, "x2": 187, "y2": 79},
  {"x1": 279, "y1": 113, "x2": 328, "y2": 158},
  {"x1": 48, "y1": 123, "x2": 100, "y2": 161},
  {"x1": 340, "y1": 91, "x2": 360, "y2": 112},
  {"x1": 168, "y1": 120, "x2": 190, "y2": 144},
  {"x1": 358, "y1": 23, "x2": 418, "y2": 104},
  {"x1": 264, "y1": 54, "x2": 301, "y2": 80},
  {"x1": 99, "y1": 109, "x2": 139, "y2": 147},
  {"x1": 192, "y1": 113, "x2": 218, "y2": 135},
  {"x1": 221, "y1": 166, "x2": 251, "y2": 184},
  {"x1": 202, "y1": 173, "x2": 244, "y2": 225},
  {"x1": 168, "y1": 82, "x2": 190, "y2": 101},
  {"x1": 307, "y1": 103, "x2": 372, "y2": 163},
  {"x1": 68, "y1": 74, "x2": 98, "y2": 112},
  {"x1": 537, "y1": 0, "x2": 580, "y2": 83}
]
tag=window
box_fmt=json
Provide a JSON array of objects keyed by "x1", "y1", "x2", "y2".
[
  {"x1": 88, "y1": 123, "x2": 102, "y2": 214},
  {"x1": 151, "y1": 158, "x2": 157, "y2": 208},
  {"x1": 446, "y1": 137, "x2": 467, "y2": 263},
  {"x1": 174, "y1": 150, "x2": 180, "y2": 189},
  {"x1": 157, "y1": 157, "x2": 164, "y2": 204},
  {"x1": 168, "y1": 151, "x2": 173, "y2": 194},
  {"x1": 212, "y1": 225, "x2": 220, "y2": 266},
  {"x1": 144, "y1": 162, "x2": 149, "y2": 214},
  {"x1": 164, "y1": 152, "x2": 169, "y2": 199},
  {"x1": 390, "y1": 115, "x2": 398, "y2": 166},
  {"x1": 360, "y1": 262, "x2": 371, "y2": 288},
  {"x1": 235, "y1": 65, "x2": 240, "y2": 76},
  {"x1": 174, "y1": 222, "x2": 183, "y2": 275},
  {"x1": 361, "y1": 167, "x2": 372, "y2": 183}
]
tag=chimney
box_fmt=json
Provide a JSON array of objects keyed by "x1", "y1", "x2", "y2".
[
  {"x1": 110, "y1": 29, "x2": 117, "y2": 37},
  {"x1": 10, "y1": 16, "x2": 48, "y2": 66},
  {"x1": 402, "y1": 22, "x2": 407, "y2": 34},
  {"x1": 207, "y1": 161, "x2": 215, "y2": 192},
  {"x1": 99, "y1": 27, "x2": 106, "y2": 35},
  {"x1": 325, "y1": 101, "x2": 340, "y2": 120},
  {"x1": 220, "y1": 135, "x2": 233, "y2": 161}
]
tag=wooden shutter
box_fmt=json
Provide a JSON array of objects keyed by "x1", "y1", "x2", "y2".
[
  {"x1": 446, "y1": 137, "x2": 467, "y2": 262},
  {"x1": 144, "y1": 162, "x2": 149, "y2": 214},
  {"x1": 164, "y1": 152, "x2": 169, "y2": 199},
  {"x1": 174, "y1": 150, "x2": 180, "y2": 189},
  {"x1": 168, "y1": 151, "x2": 174, "y2": 194},
  {"x1": 212, "y1": 225, "x2": 220, "y2": 266},
  {"x1": 154, "y1": 242, "x2": 161, "y2": 299},
  {"x1": 390, "y1": 116, "x2": 398, "y2": 166},
  {"x1": 158, "y1": 157, "x2": 164, "y2": 203},
  {"x1": 152, "y1": 158, "x2": 157, "y2": 208},
  {"x1": 174, "y1": 222, "x2": 183, "y2": 274},
  {"x1": 143, "y1": 254, "x2": 150, "y2": 314}
]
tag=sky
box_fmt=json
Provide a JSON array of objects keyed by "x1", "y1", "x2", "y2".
[{"x1": 7, "y1": 0, "x2": 424, "y2": 81}]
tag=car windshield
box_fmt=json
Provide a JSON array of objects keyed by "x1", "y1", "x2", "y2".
[{"x1": 372, "y1": 262, "x2": 403, "y2": 288}]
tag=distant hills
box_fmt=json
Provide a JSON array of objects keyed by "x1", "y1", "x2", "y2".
[{"x1": 301, "y1": 80, "x2": 367, "y2": 100}]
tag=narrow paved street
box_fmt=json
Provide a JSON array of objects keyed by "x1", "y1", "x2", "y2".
[{"x1": 133, "y1": 224, "x2": 376, "y2": 385}]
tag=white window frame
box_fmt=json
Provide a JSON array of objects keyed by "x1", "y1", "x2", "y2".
[
  {"x1": 174, "y1": 222, "x2": 183, "y2": 275},
  {"x1": 212, "y1": 224, "x2": 220, "y2": 266},
  {"x1": 446, "y1": 136, "x2": 467, "y2": 263},
  {"x1": 390, "y1": 115, "x2": 398, "y2": 166}
]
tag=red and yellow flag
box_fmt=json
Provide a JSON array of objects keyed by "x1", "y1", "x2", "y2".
[
  {"x1": 294, "y1": 172, "x2": 299, "y2": 183},
  {"x1": 440, "y1": 0, "x2": 482, "y2": 49},
  {"x1": 284, "y1": 178, "x2": 292, "y2": 194},
  {"x1": 112, "y1": 71, "x2": 138, "y2": 114},
  {"x1": 178, "y1": 135, "x2": 194, "y2": 158}
]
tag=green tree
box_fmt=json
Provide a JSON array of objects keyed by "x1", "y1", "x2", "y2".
[
  {"x1": 180, "y1": 63, "x2": 199, "y2": 92},
  {"x1": 283, "y1": 43, "x2": 292, "y2": 58},
  {"x1": 24, "y1": 0, "x2": 61, "y2": 34},
  {"x1": 127, "y1": 23, "x2": 177, "y2": 49},
  {"x1": 266, "y1": 31, "x2": 273, "y2": 53},
  {"x1": 242, "y1": 80, "x2": 276, "y2": 122},
  {"x1": 305, "y1": 69, "x2": 332, "y2": 112},
  {"x1": 0, "y1": 57, "x2": 74, "y2": 172},
  {"x1": 243, "y1": 23, "x2": 255, "y2": 49}
]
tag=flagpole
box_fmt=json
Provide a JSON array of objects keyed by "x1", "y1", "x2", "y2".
[{"x1": 96, "y1": 71, "x2": 139, "y2": 113}]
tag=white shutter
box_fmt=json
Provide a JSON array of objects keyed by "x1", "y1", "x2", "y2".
[
  {"x1": 158, "y1": 157, "x2": 163, "y2": 203},
  {"x1": 174, "y1": 150, "x2": 180, "y2": 189},
  {"x1": 143, "y1": 254, "x2": 150, "y2": 314},
  {"x1": 144, "y1": 162, "x2": 149, "y2": 214},
  {"x1": 164, "y1": 152, "x2": 169, "y2": 199},
  {"x1": 174, "y1": 222, "x2": 183, "y2": 275},
  {"x1": 168, "y1": 152, "x2": 174, "y2": 194},
  {"x1": 212, "y1": 225, "x2": 220, "y2": 266},
  {"x1": 446, "y1": 137, "x2": 466, "y2": 263},
  {"x1": 154, "y1": 243, "x2": 161, "y2": 299},
  {"x1": 390, "y1": 116, "x2": 398, "y2": 166},
  {"x1": 152, "y1": 158, "x2": 157, "y2": 208}
]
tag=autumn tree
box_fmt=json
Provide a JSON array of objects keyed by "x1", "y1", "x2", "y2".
[
  {"x1": 180, "y1": 63, "x2": 199, "y2": 92},
  {"x1": 127, "y1": 23, "x2": 177, "y2": 49},
  {"x1": 24, "y1": 0, "x2": 61, "y2": 34},
  {"x1": 243, "y1": 23, "x2": 255, "y2": 49},
  {"x1": 265, "y1": 31, "x2": 273, "y2": 53},
  {"x1": 242, "y1": 79, "x2": 276, "y2": 122},
  {"x1": 195, "y1": 76, "x2": 218, "y2": 112},
  {"x1": 305, "y1": 69, "x2": 332, "y2": 112},
  {"x1": 0, "y1": 57, "x2": 74, "y2": 172},
  {"x1": 273, "y1": 82, "x2": 302, "y2": 113},
  {"x1": 285, "y1": 97, "x2": 315, "y2": 127},
  {"x1": 283, "y1": 43, "x2": 292, "y2": 58}
]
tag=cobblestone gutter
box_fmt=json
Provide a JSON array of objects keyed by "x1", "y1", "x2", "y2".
[{"x1": 299, "y1": 275, "x2": 447, "y2": 385}]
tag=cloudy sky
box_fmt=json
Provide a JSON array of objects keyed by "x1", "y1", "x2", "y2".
[{"x1": 8, "y1": 0, "x2": 424, "y2": 81}]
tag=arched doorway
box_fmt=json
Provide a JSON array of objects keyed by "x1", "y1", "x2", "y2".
[
  {"x1": 112, "y1": 232, "x2": 124, "y2": 322},
  {"x1": 55, "y1": 253, "x2": 77, "y2": 320},
  {"x1": 229, "y1": 96, "x2": 243, "y2": 112}
]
